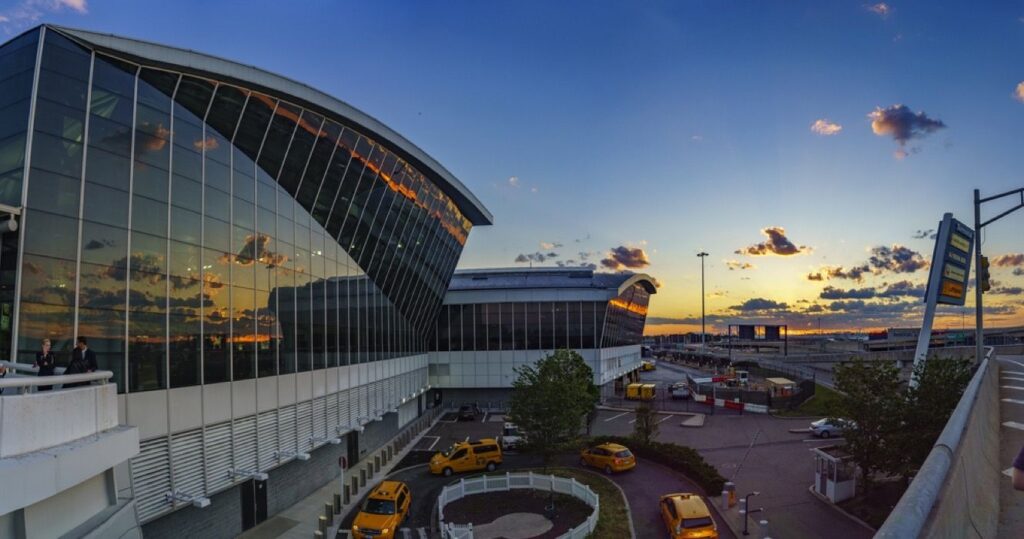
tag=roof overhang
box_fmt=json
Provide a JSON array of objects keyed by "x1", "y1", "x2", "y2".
[
  {"x1": 618, "y1": 273, "x2": 658, "y2": 295},
  {"x1": 48, "y1": 25, "x2": 493, "y2": 226}
]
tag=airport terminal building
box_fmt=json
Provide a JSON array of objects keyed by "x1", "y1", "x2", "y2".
[
  {"x1": 0, "y1": 25, "x2": 490, "y2": 538},
  {"x1": 427, "y1": 268, "x2": 656, "y2": 408}
]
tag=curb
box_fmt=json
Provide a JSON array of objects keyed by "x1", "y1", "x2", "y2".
[{"x1": 806, "y1": 485, "x2": 878, "y2": 533}]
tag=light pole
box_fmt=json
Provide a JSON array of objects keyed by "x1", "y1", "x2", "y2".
[
  {"x1": 697, "y1": 251, "x2": 709, "y2": 355},
  {"x1": 974, "y1": 186, "x2": 1024, "y2": 363}
]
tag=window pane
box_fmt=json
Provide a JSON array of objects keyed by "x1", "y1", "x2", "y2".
[
  {"x1": 80, "y1": 222, "x2": 128, "y2": 267},
  {"x1": 128, "y1": 310, "x2": 166, "y2": 392},
  {"x1": 23, "y1": 210, "x2": 77, "y2": 260},
  {"x1": 27, "y1": 168, "x2": 79, "y2": 217}
]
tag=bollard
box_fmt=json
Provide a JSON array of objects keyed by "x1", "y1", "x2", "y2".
[
  {"x1": 388, "y1": 445, "x2": 393, "y2": 460},
  {"x1": 759, "y1": 519, "x2": 769, "y2": 539},
  {"x1": 333, "y1": 493, "x2": 341, "y2": 514},
  {"x1": 374, "y1": 455, "x2": 381, "y2": 473},
  {"x1": 324, "y1": 502, "x2": 333, "y2": 526},
  {"x1": 359, "y1": 468, "x2": 366, "y2": 487},
  {"x1": 313, "y1": 532, "x2": 323, "y2": 539},
  {"x1": 381, "y1": 449, "x2": 387, "y2": 465},
  {"x1": 723, "y1": 481, "x2": 736, "y2": 508},
  {"x1": 318, "y1": 516, "x2": 327, "y2": 535},
  {"x1": 344, "y1": 484, "x2": 351, "y2": 505}
]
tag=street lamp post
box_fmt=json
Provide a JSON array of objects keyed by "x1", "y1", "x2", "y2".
[{"x1": 697, "y1": 252, "x2": 709, "y2": 355}]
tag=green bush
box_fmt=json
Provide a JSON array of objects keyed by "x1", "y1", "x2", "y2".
[{"x1": 587, "y1": 435, "x2": 726, "y2": 494}]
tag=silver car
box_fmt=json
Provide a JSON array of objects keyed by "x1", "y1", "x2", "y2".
[{"x1": 810, "y1": 418, "x2": 851, "y2": 438}]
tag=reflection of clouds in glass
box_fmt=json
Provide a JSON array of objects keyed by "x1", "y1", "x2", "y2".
[
  {"x1": 137, "y1": 122, "x2": 169, "y2": 152},
  {"x1": 223, "y1": 234, "x2": 288, "y2": 268},
  {"x1": 83, "y1": 238, "x2": 116, "y2": 250},
  {"x1": 193, "y1": 136, "x2": 219, "y2": 151}
]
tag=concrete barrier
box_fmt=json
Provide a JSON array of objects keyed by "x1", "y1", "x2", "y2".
[{"x1": 876, "y1": 349, "x2": 999, "y2": 538}]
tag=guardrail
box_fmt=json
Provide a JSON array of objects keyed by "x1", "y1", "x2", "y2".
[
  {"x1": 875, "y1": 346, "x2": 998, "y2": 538},
  {"x1": 437, "y1": 472, "x2": 600, "y2": 539},
  {"x1": 0, "y1": 360, "x2": 112, "y2": 394}
]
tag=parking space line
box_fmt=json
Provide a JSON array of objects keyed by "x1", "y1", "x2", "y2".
[
  {"x1": 1003, "y1": 421, "x2": 1024, "y2": 431},
  {"x1": 657, "y1": 415, "x2": 673, "y2": 424},
  {"x1": 482, "y1": 412, "x2": 489, "y2": 423},
  {"x1": 604, "y1": 412, "x2": 629, "y2": 422},
  {"x1": 1002, "y1": 386, "x2": 1024, "y2": 391},
  {"x1": 1003, "y1": 377, "x2": 1024, "y2": 382},
  {"x1": 1003, "y1": 371, "x2": 1024, "y2": 376},
  {"x1": 1003, "y1": 398, "x2": 1024, "y2": 406}
]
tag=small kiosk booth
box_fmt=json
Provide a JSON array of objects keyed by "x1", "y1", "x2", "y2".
[
  {"x1": 766, "y1": 377, "x2": 795, "y2": 397},
  {"x1": 811, "y1": 445, "x2": 857, "y2": 503}
]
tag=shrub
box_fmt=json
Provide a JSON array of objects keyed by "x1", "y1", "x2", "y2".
[{"x1": 588, "y1": 435, "x2": 726, "y2": 494}]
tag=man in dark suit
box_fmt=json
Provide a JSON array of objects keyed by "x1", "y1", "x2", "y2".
[{"x1": 64, "y1": 336, "x2": 97, "y2": 388}]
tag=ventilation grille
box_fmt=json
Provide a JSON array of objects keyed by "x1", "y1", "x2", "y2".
[
  {"x1": 279, "y1": 404, "x2": 297, "y2": 455},
  {"x1": 326, "y1": 392, "x2": 339, "y2": 434},
  {"x1": 297, "y1": 400, "x2": 312, "y2": 451},
  {"x1": 205, "y1": 421, "x2": 233, "y2": 492},
  {"x1": 234, "y1": 416, "x2": 257, "y2": 471},
  {"x1": 338, "y1": 388, "x2": 351, "y2": 430},
  {"x1": 258, "y1": 411, "x2": 278, "y2": 471},
  {"x1": 313, "y1": 397, "x2": 326, "y2": 442},
  {"x1": 170, "y1": 429, "x2": 205, "y2": 506},
  {"x1": 132, "y1": 437, "x2": 171, "y2": 522}
]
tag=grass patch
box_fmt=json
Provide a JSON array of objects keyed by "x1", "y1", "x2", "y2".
[
  {"x1": 482, "y1": 467, "x2": 631, "y2": 539},
  {"x1": 773, "y1": 383, "x2": 842, "y2": 417}
]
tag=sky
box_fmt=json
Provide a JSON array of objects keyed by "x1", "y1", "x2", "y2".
[{"x1": 3, "y1": 0, "x2": 1024, "y2": 335}]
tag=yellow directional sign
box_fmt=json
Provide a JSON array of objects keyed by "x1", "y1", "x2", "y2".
[
  {"x1": 941, "y1": 279, "x2": 964, "y2": 299},
  {"x1": 950, "y1": 233, "x2": 971, "y2": 253},
  {"x1": 942, "y1": 263, "x2": 966, "y2": 282}
]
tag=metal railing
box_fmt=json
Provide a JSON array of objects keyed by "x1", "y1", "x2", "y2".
[
  {"x1": 438, "y1": 472, "x2": 600, "y2": 539},
  {"x1": 0, "y1": 360, "x2": 112, "y2": 394},
  {"x1": 875, "y1": 346, "x2": 996, "y2": 538}
]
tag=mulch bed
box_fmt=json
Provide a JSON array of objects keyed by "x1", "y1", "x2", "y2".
[{"x1": 443, "y1": 490, "x2": 591, "y2": 539}]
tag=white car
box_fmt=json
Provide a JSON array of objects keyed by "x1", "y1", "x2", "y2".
[
  {"x1": 810, "y1": 418, "x2": 851, "y2": 438},
  {"x1": 500, "y1": 423, "x2": 525, "y2": 450}
]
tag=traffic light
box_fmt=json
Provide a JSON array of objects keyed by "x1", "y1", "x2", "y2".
[{"x1": 980, "y1": 256, "x2": 991, "y2": 293}]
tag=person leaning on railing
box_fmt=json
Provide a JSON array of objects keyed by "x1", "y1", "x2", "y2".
[{"x1": 63, "y1": 336, "x2": 97, "y2": 389}]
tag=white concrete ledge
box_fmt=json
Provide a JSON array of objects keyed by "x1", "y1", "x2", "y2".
[
  {"x1": 0, "y1": 425, "x2": 139, "y2": 515},
  {"x1": 0, "y1": 383, "x2": 119, "y2": 457}
]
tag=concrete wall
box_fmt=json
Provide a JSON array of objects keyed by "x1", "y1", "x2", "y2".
[
  {"x1": 429, "y1": 345, "x2": 642, "y2": 390},
  {"x1": 921, "y1": 358, "x2": 1000, "y2": 538},
  {"x1": 141, "y1": 479, "x2": 242, "y2": 539},
  {"x1": 23, "y1": 471, "x2": 110, "y2": 538},
  {"x1": 0, "y1": 383, "x2": 118, "y2": 457}
]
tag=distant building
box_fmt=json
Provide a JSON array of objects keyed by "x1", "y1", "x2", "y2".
[{"x1": 427, "y1": 268, "x2": 657, "y2": 406}]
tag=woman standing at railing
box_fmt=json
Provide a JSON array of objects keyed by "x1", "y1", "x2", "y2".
[{"x1": 34, "y1": 338, "x2": 56, "y2": 391}]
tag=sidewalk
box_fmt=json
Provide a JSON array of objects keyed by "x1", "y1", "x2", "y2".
[
  {"x1": 997, "y1": 356, "x2": 1024, "y2": 538},
  {"x1": 239, "y1": 408, "x2": 444, "y2": 539}
]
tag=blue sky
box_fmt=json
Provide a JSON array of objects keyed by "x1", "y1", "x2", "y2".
[{"x1": 4, "y1": 0, "x2": 1024, "y2": 333}]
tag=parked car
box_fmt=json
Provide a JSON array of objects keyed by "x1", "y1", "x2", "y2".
[
  {"x1": 457, "y1": 404, "x2": 478, "y2": 421},
  {"x1": 659, "y1": 493, "x2": 719, "y2": 539},
  {"x1": 810, "y1": 418, "x2": 852, "y2": 438},
  {"x1": 500, "y1": 422, "x2": 526, "y2": 450},
  {"x1": 351, "y1": 480, "x2": 411, "y2": 539},
  {"x1": 429, "y1": 438, "x2": 503, "y2": 476},
  {"x1": 579, "y1": 443, "x2": 636, "y2": 474},
  {"x1": 670, "y1": 382, "x2": 691, "y2": 400},
  {"x1": 641, "y1": 360, "x2": 657, "y2": 372}
]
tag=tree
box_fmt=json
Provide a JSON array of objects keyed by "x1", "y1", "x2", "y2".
[
  {"x1": 894, "y1": 358, "x2": 973, "y2": 480},
  {"x1": 632, "y1": 402, "x2": 659, "y2": 445},
  {"x1": 833, "y1": 359, "x2": 905, "y2": 493},
  {"x1": 508, "y1": 349, "x2": 599, "y2": 466}
]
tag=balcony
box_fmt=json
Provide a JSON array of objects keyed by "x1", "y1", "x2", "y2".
[{"x1": 0, "y1": 362, "x2": 140, "y2": 538}]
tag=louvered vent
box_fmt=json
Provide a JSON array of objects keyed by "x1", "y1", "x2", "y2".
[
  {"x1": 205, "y1": 421, "x2": 233, "y2": 493},
  {"x1": 312, "y1": 397, "x2": 326, "y2": 442},
  {"x1": 132, "y1": 437, "x2": 171, "y2": 522},
  {"x1": 338, "y1": 388, "x2": 351, "y2": 430},
  {"x1": 357, "y1": 384, "x2": 368, "y2": 421},
  {"x1": 326, "y1": 392, "x2": 339, "y2": 435},
  {"x1": 257, "y1": 411, "x2": 278, "y2": 471},
  {"x1": 170, "y1": 429, "x2": 205, "y2": 507},
  {"x1": 279, "y1": 404, "x2": 297, "y2": 455},
  {"x1": 297, "y1": 400, "x2": 312, "y2": 451},
  {"x1": 234, "y1": 416, "x2": 257, "y2": 472}
]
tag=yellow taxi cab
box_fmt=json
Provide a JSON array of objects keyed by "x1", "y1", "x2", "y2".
[
  {"x1": 641, "y1": 360, "x2": 656, "y2": 371},
  {"x1": 659, "y1": 492, "x2": 719, "y2": 539},
  {"x1": 351, "y1": 480, "x2": 411, "y2": 539},
  {"x1": 429, "y1": 438, "x2": 503, "y2": 476},
  {"x1": 579, "y1": 442, "x2": 636, "y2": 474}
]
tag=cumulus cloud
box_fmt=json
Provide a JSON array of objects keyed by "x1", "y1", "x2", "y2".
[
  {"x1": 993, "y1": 254, "x2": 1024, "y2": 267},
  {"x1": 600, "y1": 246, "x2": 650, "y2": 270},
  {"x1": 730, "y1": 298, "x2": 789, "y2": 312},
  {"x1": 813, "y1": 264, "x2": 872, "y2": 282},
  {"x1": 810, "y1": 119, "x2": 843, "y2": 136},
  {"x1": 820, "y1": 286, "x2": 877, "y2": 300},
  {"x1": 866, "y1": 2, "x2": 891, "y2": 17},
  {"x1": 514, "y1": 252, "x2": 556, "y2": 264},
  {"x1": 507, "y1": 176, "x2": 520, "y2": 188},
  {"x1": 726, "y1": 260, "x2": 755, "y2": 271},
  {"x1": 869, "y1": 104, "x2": 946, "y2": 155},
  {"x1": 869, "y1": 245, "x2": 928, "y2": 273},
  {"x1": 820, "y1": 281, "x2": 925, "y2": 301},
  {"x1": 912, "y1": 229, "x2": 936, "y2": 240},
  {"x1": 878, "y1": 280, "x2": 926, "y2": 298},
  {"x1": 807, "y1": 272, "x2": 824, "y2": 281},
  {"x1": 1015, "y1": 82, "x2": 1024, "y2": 103},
  {"x1": 991, "y1": 286, "x2": 1024, "y2": 296},
  {"x1": 0, "y1": 0, "x2": 86, "y2": 32},
  {"x1": 540, "y1": 241, "x2": 563, "y2": 250},
  {"x1": 735, "y1": 227, "x2": 810, "y2": 256}
]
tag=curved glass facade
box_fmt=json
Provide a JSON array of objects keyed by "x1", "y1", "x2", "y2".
[{"x1": 13, "y1": 29, "x2": 475, "y2": 393}]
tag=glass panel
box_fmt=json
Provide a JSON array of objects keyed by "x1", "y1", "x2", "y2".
[
  {"x1": 26, "y1": 168, "x2": 79, "y2": 217},
  {"x1": 128, "y1": 310, "x2": 165, "y2": 391},
  {"x1": 23, "y1": 209, "x2": 77, "y2": 260},
  {"x1": 78, "y1": 306, "x2": 126, "y2": 391},
  {"x1": 80, "y1": 222, "x2": 128, "y2": 267},
  {"x1": 278, "y1": 109, "x2": 322, "y2": 196}
]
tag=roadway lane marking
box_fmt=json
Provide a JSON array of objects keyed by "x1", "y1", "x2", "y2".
[
  {"x1": 1002, "y1": 386, "x2": 1024, "y2": 391},
  {"x1": 1003, "y1": 421, "x2": 1024, "y2": 431},
  {"x1": 482, "y1": 412, "x2": 489, "y2": 423},
  {"x1": 999, "y1": 358, "x2": 1024, "y2": 369},
  {"x1": 1003, "y1": 370, "x2": 1024, "y2": 376},
  {"x1": 657, "y1": 415, "x2": 673, "y2": 424},
  {"x1": 400, "y1": 529, "x2": 412, "y2": 539},
  {"x1": 1002, "y1": 377, "x2": 1024, "y2": 383},
  {"x1": 604, "y1": 412, "x2": 630, "y2": 422},
  {"x1": 1001, "y1": 398, "x2": 1024, "y2": 406},
  {"x1": 419, "y1": 527, "x2": 428, "y2": 538},
  {"x1": 1005, "y1": 467, "x2": 1015, "y2": 478}
]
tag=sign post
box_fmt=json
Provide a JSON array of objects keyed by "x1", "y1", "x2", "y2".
[{"x1": 913, "y1": 213, "x2": 974, "y2": 386}]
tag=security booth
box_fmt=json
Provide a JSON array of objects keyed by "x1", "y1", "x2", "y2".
[
  {"x1": 766, "y1": 377, "x2": 795, "y2": 397},
  {"x1": 811, "y1": 445, "x2": 857, "y2": 503}
]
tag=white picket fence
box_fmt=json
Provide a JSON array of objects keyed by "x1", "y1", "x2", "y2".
[{"x1": 438, "y1": 472, "x2": 600, "y2": 539}]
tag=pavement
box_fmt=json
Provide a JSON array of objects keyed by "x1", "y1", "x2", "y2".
[{"x1": 997, "y1": 355, "x2": 1024, "y2": 538}]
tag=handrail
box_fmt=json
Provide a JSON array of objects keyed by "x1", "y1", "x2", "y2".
[
  {"x1": 0, "y1": 360, "x2": 112, "y2": 393},
  {"x1": 875, "y1": 346, "x2": 995, "y2": 538}
]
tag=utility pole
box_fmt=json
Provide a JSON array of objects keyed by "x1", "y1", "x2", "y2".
[
  {"x1": 973, "y1": 186, "x2": 1024, "y2": 364},
  {"x1": 697, "y1": 251, "x2": 709, "y2": 355}
]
